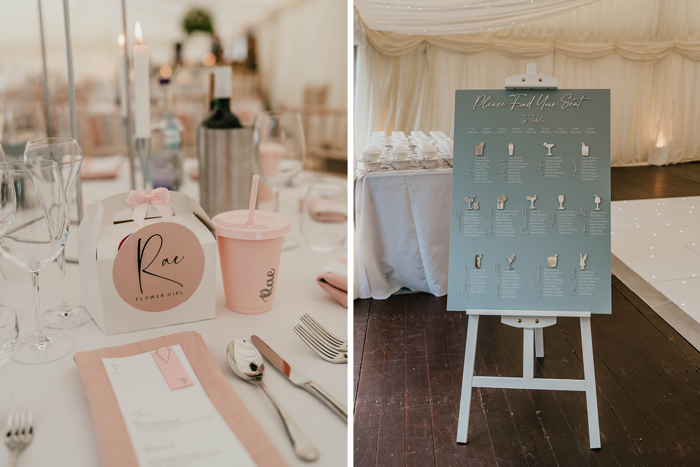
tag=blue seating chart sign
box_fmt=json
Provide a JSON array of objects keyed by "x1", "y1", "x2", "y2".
[{"x1": 447, "y1": 89, "x2": 611, "y2": 314}]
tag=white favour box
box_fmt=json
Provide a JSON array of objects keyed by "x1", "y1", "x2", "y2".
[{"x1": 78, "y1": 191, "x2": 217, "y2": 335}]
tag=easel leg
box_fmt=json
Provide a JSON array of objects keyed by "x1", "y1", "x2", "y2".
[
  {"x1": 535, "y1": 327, "x2": 544, "y2": 358},
  {"x1": 580, "y1": 317, "x2": 601, "y2": 449},
  {"x1": 523, "y1": 328, "x2": 535, "y2": 378},
  {"x1": 457, "y1": 314, "x2": 479, "y2": 443}
]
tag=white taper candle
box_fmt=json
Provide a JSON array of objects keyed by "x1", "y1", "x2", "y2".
[
  {"x1": 118, "y1": 34, "x2": 128, "y2": 118},
  {"x1": 133, "y1": 22, "x2": 150, "y2": 138}
]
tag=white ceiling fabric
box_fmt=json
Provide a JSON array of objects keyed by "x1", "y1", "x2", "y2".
[
  {"x1": 355, "y1": 0, "x2": 610, "y2": 37},
  {"x1": 354, "y1": 0, "x2": 700, "y2": 166}
]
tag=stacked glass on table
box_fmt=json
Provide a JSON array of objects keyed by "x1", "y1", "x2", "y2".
[{"x1": 359, "y1": 130, "x2": 454, "y2": 172}]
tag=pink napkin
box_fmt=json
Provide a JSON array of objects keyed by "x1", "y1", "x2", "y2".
[
  {"x1": 316, "y1": 272, "x2": 348, "y2": 308},
  {"x1": 73, "y1": 331, "x2": 286, "y2": 467}
]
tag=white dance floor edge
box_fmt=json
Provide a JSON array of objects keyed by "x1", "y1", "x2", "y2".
[{"x1": 611, "y1": 196, "x2": 700, "y2": 350}]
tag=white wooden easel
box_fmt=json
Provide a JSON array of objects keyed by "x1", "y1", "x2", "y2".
[
  {"x1": 456, "y1": 64, "x2": 601, "y2": 450},
  {"x1": 456, "y1": 310, "x2": 600, "y2": 449}
]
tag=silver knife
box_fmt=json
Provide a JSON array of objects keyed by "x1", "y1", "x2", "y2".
[{"x1": 252, "y1": 335, "x2": 347, "y2": 422}]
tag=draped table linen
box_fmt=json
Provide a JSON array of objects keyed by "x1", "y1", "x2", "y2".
[{"x1": 355, "y1": 169, "x2": 452, "y2": 299}]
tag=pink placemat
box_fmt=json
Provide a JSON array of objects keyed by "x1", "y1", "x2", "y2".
[{"x1": 74, "y1": 331, "x2": 286, "y2": 467}]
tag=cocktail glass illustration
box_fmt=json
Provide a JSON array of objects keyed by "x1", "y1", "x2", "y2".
[
  {"x1": 527, "y1": 195, "x2": 537, "y2": 209},
  {"x1": 594, "y1": 195, "x2": 601, "y2": 211},
  {"x1": 547, "y1": 254, "x2": 559, "y2": 268},
  {"x1": 558, "y1": 195, "x2": 565, "y2": 210},
  {"x1": 582, "y1": 142, "x2": 589, "y2": 156},
  {"x1": 543, "y1": 142, "x2": 555, "y2": 156},
  {"x1": 464, "y1": 196, "x2": 475, "y2": 210},
  {"x1": 475, "y1": 142, "x2": 485, "y2": 156}
]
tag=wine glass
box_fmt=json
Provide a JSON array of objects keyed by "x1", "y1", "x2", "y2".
[
  {"x1": 300, "y1": 179, "x2": 347, "y2": 253},
  {"x1": 0, "y1": 160, "x2": 72, "y2": 363},
  {"x1": 251, "y1": 111, "x2": 306, "y2": 250},
  {"x1": 24, "y1": 137, "x2": 90, "y2": 329}
]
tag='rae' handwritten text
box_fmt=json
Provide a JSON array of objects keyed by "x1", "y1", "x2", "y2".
[
  {"x1": 259, "y1": 268, "x2": 276, "y2": 302},
  {"x1": 137, "y1": 234, "x2": 185, "y2": 294}
]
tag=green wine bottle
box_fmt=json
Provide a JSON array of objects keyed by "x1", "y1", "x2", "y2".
[{"x1": 201, "y1": 66, "x2": 242, "y2": 129}]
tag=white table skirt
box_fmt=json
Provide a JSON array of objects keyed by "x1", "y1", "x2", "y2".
[
  {"x1": 354, "y1": 169, "x2": 452, "y2": 299},
  {"x1": 0, "y1": 158, "x2": 347, "y2": 467}
]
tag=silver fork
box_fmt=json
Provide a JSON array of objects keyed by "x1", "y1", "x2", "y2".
[
  {"x1": 294, "y1": 324, "x2": 348, "y2": 364},
  {"x1": 300, "y1": 314, "x2": 348, "y2": 352},
  {"x1": 5, "y1": 389, "x2": 33, "y2": 467}
]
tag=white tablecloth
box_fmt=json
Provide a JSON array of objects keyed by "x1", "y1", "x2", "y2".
[
  {"x1": 0, "y1": 158, "x2": 347, "y2": 467},
  {"x1": 354, "y1": 169, "x2": 452, "y2": 299}
]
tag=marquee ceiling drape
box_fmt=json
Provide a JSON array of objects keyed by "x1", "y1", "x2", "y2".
[
  {"x1": 355, "y1": 0, "x2": 610, "y2": 36},
  {"x1": 355, "y1": 0, "x2": 700, "y2": 166}
]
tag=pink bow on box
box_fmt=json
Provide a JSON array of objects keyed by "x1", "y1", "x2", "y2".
[{"x1": 126, "y1": 188, "x2": 172, "y2": 227}]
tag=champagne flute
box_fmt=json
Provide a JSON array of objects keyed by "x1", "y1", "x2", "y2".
[
  {"x1": 0, "y1": 160, "x2": 72, "y2": 363},
  {"x1": 251, "y1": 111, "x2": 306, "y2": 250},
  {"x1": 24, "y1": 137, "x2": 90, "y2": 329}
]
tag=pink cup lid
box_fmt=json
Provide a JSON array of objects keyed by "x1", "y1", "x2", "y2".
[{"x1": 212, "y1": 210, "x2": 291, "y2": 240}]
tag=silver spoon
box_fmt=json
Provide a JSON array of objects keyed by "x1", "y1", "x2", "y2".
[{"x1": 227, "y1": 339, "x2": 319, "y2": 462}]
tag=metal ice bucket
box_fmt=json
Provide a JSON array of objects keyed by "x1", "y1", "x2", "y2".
[{"x1": 197, "y1": 127, "x2": 253, "y2": 217}]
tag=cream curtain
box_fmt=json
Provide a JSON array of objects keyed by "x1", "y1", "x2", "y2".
[
  {"x1": 355, "y1": 0, "x2": 700, "y2": 166},
  {"x1": 256, "y1": 0, "x2": 347, "y2": 109}
]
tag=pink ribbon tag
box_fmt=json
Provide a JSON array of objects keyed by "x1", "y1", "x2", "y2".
[
  {"x1": 126, "y1": 188, "x2": 172, "y2": 228},
  {"x1": 151, "y1": 347, "x2": 194, "y2": 390}
]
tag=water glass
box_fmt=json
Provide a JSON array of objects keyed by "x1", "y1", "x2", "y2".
[
  {"x1": 24, "y1": 137, "x2": 90, "y2": 329},
  {"x1": 301, "y1": 180, "x2": 347, "y2": 253},
  {"x1": 251, "y1": 111, "x2": 306, "y2": 250}
]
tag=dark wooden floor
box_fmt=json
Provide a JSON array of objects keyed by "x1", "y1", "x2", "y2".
[
  {"x1": 354, "y1": 163, "x2": 700, "y2": 466},
  {"x1": 611, "y1": 160, "x2": 700, "y2": 200}
]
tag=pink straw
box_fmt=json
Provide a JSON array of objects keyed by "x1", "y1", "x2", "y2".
[{"x1": 247, "y1": 174, "x2": 259, "y2": 225}]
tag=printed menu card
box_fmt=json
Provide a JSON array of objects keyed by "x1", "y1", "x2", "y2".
[
  {"x1": 447, "y1": 89, "x2": 611, "y2": 314},
  {"x1": 103, "y1": 344, "x2": 255, "y2": 466}
]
